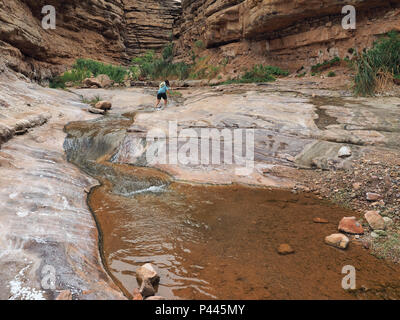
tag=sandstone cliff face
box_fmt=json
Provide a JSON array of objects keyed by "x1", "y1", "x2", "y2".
[
  {"x1": 174, "y1": 0, "x2": 400, "y2": 72},
  {"x1": 0, "y1": 0, "x2": 180, "y2": 80}
]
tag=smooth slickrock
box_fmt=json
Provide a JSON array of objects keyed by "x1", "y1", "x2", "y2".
[
  {"x1": 0, "y1": 68, "x2": 124, "y2": 300},
  {"x1": 325, "y1": 234, "x2": 350, "y2": 249},
  {"x1": 338, "y1": 217, "x2": 364, "y2": 235},
  {"x1": 364, "y1": 211, "x2": 385, "y2": 230}
]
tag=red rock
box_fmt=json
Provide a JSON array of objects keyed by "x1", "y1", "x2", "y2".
[
  {"x1": 338, "y1": 217, "x2": 364, "y2": 234},
  {"x1": 277, "y1": 244, "x2": 295, "y2": 255},
  {"x1": 325, "y1": 233, "x2": 349, "y2": 249}
]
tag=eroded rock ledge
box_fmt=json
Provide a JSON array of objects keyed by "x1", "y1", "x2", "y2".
[{"x1": 174, "y1": 0, "x2": 400, "y2": 71}]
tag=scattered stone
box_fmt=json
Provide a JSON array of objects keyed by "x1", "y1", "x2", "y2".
[
  {"x1": 325, "y1": 233, "x2": 349, "y2": 249},
  {"x1": 338, "y1": 217, "x2": 364, "y2": 234},
  {"x1": 338, "y1": 146, "x2": 352, "y2": 158},
  {"x1": 313, "y1": 217, "x2": 329, "y2": 224},
  {"x1": 136, "y1": 263, "x2": 160, "y2": 286},
  {"x1": 277, "y1": 244, "x2": 295, "y2": 255},
  {"x1": 88, "y1": 107, "x2": 105, "y2": 115},
  {"x1": 95, "y1": 101, "x2": 112, "y2": 111},
  {"x1": 362, "y1": 240, "x2": 370, "y2": 249},
  {"x1": 364, "y1": 210, "x2": 385, "y2": 230},
  {"x1": 366, "y1": 192, "x2": 382, "y2": 201},
  {"x1": 56, "y1": 290, "x2": 73, "y2": 300},
  {"x1": 132, "y1": 288, "x2": 143, "y2": 300}
]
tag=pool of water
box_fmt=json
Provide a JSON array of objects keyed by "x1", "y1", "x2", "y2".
[{"x1": 64, "y1": 116, "x2": 400, "y2": 300}]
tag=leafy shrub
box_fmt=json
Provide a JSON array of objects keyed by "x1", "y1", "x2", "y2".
[
  {"x1": 132, "y1": 45, "x2": 191, "y2": 80},
  {"x1": 219, "y1": 65, "x2": 289, "y2": 84},
  {"x1": 311, "y1": 57, "x2": 341, "y2": 73},
  {"x1": 50, "y1": 59, "x2": 128, "y2": 88},
  {"x1": 327, "y1": 71, "x2": 336, "y2": 77},
  {"x1": 354, "y1": 31, "x2": 400, "y2": 96}
]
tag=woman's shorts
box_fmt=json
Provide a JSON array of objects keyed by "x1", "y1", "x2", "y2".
[{"x1": 157, "y1": 92, "x2": 167, "y2": 100}]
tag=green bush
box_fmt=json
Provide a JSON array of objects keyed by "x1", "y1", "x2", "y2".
[
  {"x1": 131, "y1": 45, "x2": 191, "y2": 80},
  {"x1": 355, "y1": 31, "x2": 400, "y2": 96},
  {"x1": 50, "y1": 59, "x2": 128, "y2": 88},
  {"x1": 195, "y1": 40, "x2": 205, "y2": 49},
  {"x1": 327, "y1": 71, "x2": 336, "y2": 77},
  {"x1": 311, "y1": 57, "x2": 341, "y2": 73},
  {"x1": 219, "y1": 65, "x2": 289, "y2": 84}
]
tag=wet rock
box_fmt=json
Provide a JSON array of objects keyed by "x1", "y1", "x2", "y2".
[
  {"x1": 139, "y1": 281, "x2": 156, "y2": 298},
  {"x1": 325, "y1": 233, "x2": 349, "y2": 249},
  {"x1": 132, "y1": 288, "x2": 143, "y2": 300},
  {"x1": 88, "y1": 107, "x2": 105, "y2": 115},
  {"x1": 277, "y1": 244, "x2": 295, "y2": 255},
  {"x1": 338, "y1": 146, "x2": 352, "y2": 158},
  {"x1": 145, "y1": 296, "x2": 166, "y2": 300},
  {"x1": 364, "y1": 211, "x2": 385, "y2": 230},
  {"x1": 338, "y1": 217, "x2": 364, "y2": 234},
  {"x1": 313, "y1": 217, "x2": 329, "y2": 224},
  {"x1": 95, "y1": 101, "x2": 112, "y2": 111},
  {"x1": 136, "y1": 263, "x2": 160, "y2": 286},
  {"x1": 56, "y1": 290, "x2": 73, "y2": 300},
  {"x1": 366, "y1": 192, "x2": 383, "y2": 201}
]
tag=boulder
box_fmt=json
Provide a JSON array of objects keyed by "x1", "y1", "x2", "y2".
[
  {"x1": 277, "y1": 244, "x2": 295, "y2": 255},
  {"x1": 325, "y1": 233, "x2": 349, "y2": 249},
  {"x1": 83, "y1": 75, "x2": 113, "y2": 88},
  {"x1": 95, "y1": 101, "x2": 112, "y2": 111},
  {"x1": 364, "y1": 211, "x2": 385, "y2": 230},
  {"x1": 338, "y1": 217, "x2": 364, "y2": 234},
  {"x1": 136, "y1": 263, "x2": 160, "y2": 286}
]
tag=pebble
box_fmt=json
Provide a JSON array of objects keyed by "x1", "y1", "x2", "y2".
[
  {"x1": 277, "y1": 244, "x2": 295, "y2": 255},
  {"x1": 325, "y1": 233, "x2": 350, "y2": 249}
]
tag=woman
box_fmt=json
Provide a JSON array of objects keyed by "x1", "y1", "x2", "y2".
[{"x1": 155, "y1": 80, "x2": 170, "y2": 109}]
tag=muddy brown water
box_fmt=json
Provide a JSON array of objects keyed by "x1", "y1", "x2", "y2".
[{"x1": 65, "y1": 115, "x2": 400, "y2": 300}]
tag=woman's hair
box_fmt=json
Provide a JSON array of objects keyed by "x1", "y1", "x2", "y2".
[{"x1": 165, "y1": 80, "x2": 170, "y2": 86}]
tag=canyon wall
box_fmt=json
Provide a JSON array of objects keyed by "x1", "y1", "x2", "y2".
[
  {"x1": 173, "y1": 0, "x2": 400, "y2": 72},
  {"x1": 0, "y1": 0, "x2": 181, "y2": 80}
]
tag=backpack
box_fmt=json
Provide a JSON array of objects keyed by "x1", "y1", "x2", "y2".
[{"x1": 159, "y1": 81, "x2": 166, "y2": 89}]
